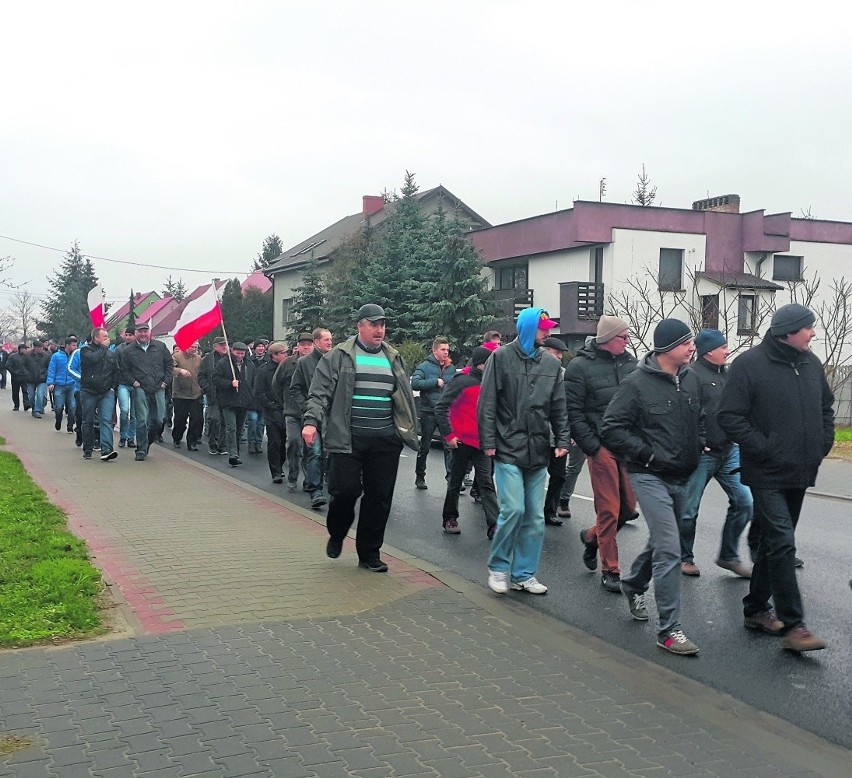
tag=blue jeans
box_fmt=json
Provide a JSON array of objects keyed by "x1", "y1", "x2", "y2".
[
  {"x1": 303, "y1": 433, "x2": 325, "y2": 497},
  {"x1": 26, "y1": 382, "x2": 47, "y2": 414},
  {"x1": 246, "y1": 409, "x2": 264, "y2": 447},
  {"x1": 81, "y1": 389, "x2": 115, "y2": 454},
  {"x1": 487, "y1": 462, "x2": 548, "y2": 583},
  {"x1": 622, "y1": 473, "x2": 688, "y2": 635},
  {"x1": 680, "y1": 446, "x2": 753, "y2": 563},
  {"x1": 116, "y1": 384, "x2": 136, "y2": 442},
  {"x1": 53, "y1": 385, "x2": 76, "y2": 429},
  {"x1": 132, "y1": 387, "x2": 166, "y2": 456},
  {"x1": 284, "y1": 416, "x2": 304, "y2": 485}
]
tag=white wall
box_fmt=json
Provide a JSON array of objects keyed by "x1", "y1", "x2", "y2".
[{"x1": 272, "y1": 269, "x2": 306, "y2": 341}]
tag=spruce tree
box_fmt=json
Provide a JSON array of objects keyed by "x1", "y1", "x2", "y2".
[
  {"x1": 241, "y1": 288, "x2": 273, "y2": 342},
  {"x1": 359, "y1": 172, "x2": 427, "y2": 342},
  {"x1": 126, "y1": 290, "x2": 137, "y2": 331},
  {"x1": 40, "y1": 241, "x2": 100, "y2": 340},
  {"x1": 162, "y1": 276, "x2": 187, "y2": 302},
  {"x1": 219, "y1": 278, "x2": 244, "y2": 343},
  {"x1": 415, "y1": 209, "x2": 494, "y2": 352},
  {"x1": 286, "y1": 254, "x2": 327, "y2": 341},
  {"x1": 253, "y1": 234, "x2": 284, "y2": 271}
]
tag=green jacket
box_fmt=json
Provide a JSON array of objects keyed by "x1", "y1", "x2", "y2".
[{"x1": 304, "y1": 337, "x2": 419, "y2": 453}]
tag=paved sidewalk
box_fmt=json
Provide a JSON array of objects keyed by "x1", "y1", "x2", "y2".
[{"x1": 1, "y1": 411, "x2": 848, "y2": 777}]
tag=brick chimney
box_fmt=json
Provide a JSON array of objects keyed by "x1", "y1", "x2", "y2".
[
  {"x1": 362, "y1": 195, "x2": 384, "y2": 218},
  {"x1": 692, "y1": 194, "x2": 740, "y2": 213}
]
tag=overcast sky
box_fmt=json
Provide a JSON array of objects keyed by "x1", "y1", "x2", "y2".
[{"x1": 2, "y1": 1, "x2": 850, "y2": 313}]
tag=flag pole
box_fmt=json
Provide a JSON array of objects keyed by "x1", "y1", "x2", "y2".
[{"x1": 213, "y1": 292, "x2": 238, "y2": 385}]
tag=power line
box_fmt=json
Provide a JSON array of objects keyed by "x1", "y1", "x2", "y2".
[{"x1": 0, "y1": 234, "x2": 249, "y2": 275}]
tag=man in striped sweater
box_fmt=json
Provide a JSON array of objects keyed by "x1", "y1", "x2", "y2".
[{"x1": 302, "y1": 304, "x2": 418, "y2": 572}]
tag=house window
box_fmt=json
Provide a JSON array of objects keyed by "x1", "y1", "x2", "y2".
[
  {"x1": 773, "y1": 255, "x2": 803, "y2": 282},
  {"x1": 281, "y1": 297, "x2": 293, "y2": 326},
  {"x1": 495, "y1": 263, "x2": 528, "y2": 291},
  {"x1": 658, "y1": 248, "x2": 684, "y2": 291},
  {"x1": 590, "y1": 246, "x2": 604, "y2": 285},
  {"x1": 737, "y1": 294, "x2": 756, "y2": 335},
  {"x1": 701, "y1": 295, "x2": 720, "y2": 329}
]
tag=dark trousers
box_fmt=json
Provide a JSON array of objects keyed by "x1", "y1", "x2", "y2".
[
  {"x1": 11, "y1": 378, "x2": 28, "y2": 410},
  {"x1": 172, "y1": 397, "x2": 204, "y2": 446},
  {"x1": 415, "y1": 412, "x2": 451, "y2": 479},
  {"x1": 265, "y1": 417, "x2": 287, "y2": 477},
  {"x1": 327, "y1": 435, "x2": 403, "y2": 562},
  {"x1": 544, "y1": 448, "x2": 567, "y2": 519},
  {"x1": 744, "y1": 488, "x2": 806, "y2": 630},
  {"x1": 206, "y1": 401, "x2": 224, "y2": 452},
  {"x1": 442, "y1": 442, "x2": 498, "y2": 527}
]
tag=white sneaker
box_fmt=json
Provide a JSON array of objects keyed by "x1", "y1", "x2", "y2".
[
  {"x1": 510, "y1": 577, "x2": 548, "y2": 595},
  {"x1": 487, "y1": 570, "x2": 509, "y2": 594}
]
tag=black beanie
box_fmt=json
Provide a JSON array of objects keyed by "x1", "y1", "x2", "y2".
[
  {"x1": 653, "y1": 319, "x2": 692, "y2": 353},
  {"x1": 470, "y1": 346, "x2": 492, "y2": 367},
  {"x1": 770, "y1": 303, "x2": 816, "y2": 337}
]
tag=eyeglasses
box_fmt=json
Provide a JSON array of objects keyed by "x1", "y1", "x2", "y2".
[{"x1": 614, "y1": 334, "x2": 631, "y2": 341}]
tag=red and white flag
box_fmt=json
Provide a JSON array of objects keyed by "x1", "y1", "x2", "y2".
[
  {"x1": 171, "y1": 285, "x2": 223, "y2": 350},
  {"x1": 87, "y1": 286, "x2": 106, "y2": 328}
]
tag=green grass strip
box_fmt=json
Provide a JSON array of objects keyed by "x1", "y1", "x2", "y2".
[
  {"x1": 0, "y1": 445, "x2": 103, "y2": 647},
  {"x1": 835, "y1": 426, "x2": 852, "y2": 442}
]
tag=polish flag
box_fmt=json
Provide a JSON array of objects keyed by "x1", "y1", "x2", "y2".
[
  {"x1": 87, "y1": 286, "x2": 106, "y2": 328},
  {"x1": 171, "y1": 285, "x2": 223, "y2": 350}
]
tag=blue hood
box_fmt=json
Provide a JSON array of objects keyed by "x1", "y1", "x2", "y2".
[{"x1": 516, "y1": 307, "x2": 545, "y2": 358}]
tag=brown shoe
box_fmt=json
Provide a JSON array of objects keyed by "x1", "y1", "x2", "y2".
[
  {"x1": 681, "y1": 562, "x2": 701, "y2": 576},
  {"x1": 716, "y1": 559, "x2": 753, "y2": 578},
  {"x1": 744, "y1": 610, "x2": 784, "y2": 635},
  {"x1": 781, "y1": 625, "x2": 826, "y2": 652}
]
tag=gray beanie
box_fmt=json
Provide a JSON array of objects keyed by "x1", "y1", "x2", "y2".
[
  {"x1": 596, "y1": 315, "x2": 629, "y2": 344},
  {"x1": 770, "y1": 304, "x2": 816, "y2": 337}
]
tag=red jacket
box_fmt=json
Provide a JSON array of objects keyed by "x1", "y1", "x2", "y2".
[{"x1": 435, "y1": 370, "x2": 483, "y2": 449}]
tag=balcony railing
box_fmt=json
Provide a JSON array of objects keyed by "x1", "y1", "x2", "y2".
[
  {"x1": 493, "y1": 288, "x2": 534, "y2": 320},
  {"x1": 559, "y1": 282, "x2": 604, "y2": 335}
]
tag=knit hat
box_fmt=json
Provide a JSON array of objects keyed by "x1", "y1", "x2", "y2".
[
  {"x1": 595, "y1": 315, "x2": 629, "y2": 344},
  {"x1": 694, "y1": 329, "x2": 727, "y2": 357},
  {"x1": 542, "y1": 336, "x2": 569, "y2": 352},
  {"x1": 653, "y1": 319, "x2": 692, "y2": 353},
  {"x1": 470, "y1": 346, "x2": 493, "y2": 367},
  {"x1": 770, "y1": 303, "x2": 816, "y2": 337}
]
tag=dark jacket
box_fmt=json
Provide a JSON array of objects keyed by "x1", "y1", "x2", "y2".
[
  {"x1": 23, "y1": 349, "x2": 50, "y2": 384},
  {"x1": 685, "y1": 357, "x2": 731, "y2": 453},
  {"x1": 6, "y1": 351, "x2": 28, "y2": 380},
  {"x1": 411, "y1": 354, "x2": 457, "y2": 413},
  {"x1": 477, "y1": 339, "x2": 570, "y2": 469},
  {"x1": 120, "y1": 340, "x2": 174, "y2": 393},
  {"x1": 435, "y1": 366, "x2": 484, "y2": 449},
  {"x1": 198, "y1": 350, "x2": 224, "y2": 405},
  {"x1": 304, "y1": 337, "x2": 419, "y2": 453},
  {"x1": 601, "y1": 353, "x2": 705, "y2": 479},
  {"x1": 213, "y1": 353, "x2": 256, "y2": 409},
  {"x1": 79, "y1": 343, "x2": 120, "y2": 395},
  {"x1": 254, "y1": 359, "x2": 285, "y2": 425},
  {"x1": 272, "y1": 356, "x2": 300, "y2": 418},
  {"x1": 717, "y1": 333, "x2": 834, "y2": 489},
  {"x1": 563, "y1": 338, "x2": 637, "y2": 456},
  {"x1": 290, "y1": 347, "x2": 323, "y2": 417}
]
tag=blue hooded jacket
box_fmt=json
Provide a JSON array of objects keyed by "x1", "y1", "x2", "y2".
[{"x1": 515, "y1": 307, "x2": 546, "y2": 357}]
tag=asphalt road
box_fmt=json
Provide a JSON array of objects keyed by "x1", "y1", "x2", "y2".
[{"x1": 175, "y1": 440, "x2": 852, "y2": 751}]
